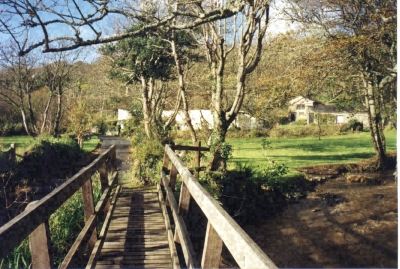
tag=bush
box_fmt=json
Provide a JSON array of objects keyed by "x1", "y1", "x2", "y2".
[
  {"x1": 340, "y1": 119, "x2": 363, "y2": 132},
  {"x1": 291, "y1": 118, "x2": 307, "y2": 125},
  {"x1": 131, "y1": 135, "x2": 164, "y2": 185},
  {"x1": 217, "y1": 161, "x2": 301, "y2": 223},
  {"x1": 18, "y1": 135, "x2": 82, "y2": 180}
]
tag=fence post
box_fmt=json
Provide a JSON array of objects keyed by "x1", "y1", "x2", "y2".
[
  {"x1": 193, "y1": 141, "x2": 201, "y2": 179},
  {"x1": 99, "y1": 161, "x2": 110, "y2": 213},
  {"x1": 81, "y1": 177, "x2": 97, "y2": 252},
  {"x1": 169, "y1": 164, "x2": 178, "y2": 191},
  {"x1": 161, "y1": 147, "x2": 170, "y2": 186},
  {"x1": 201, "y1": 221, "x2": 223, "y2": 269},
  {"x1": 27, "y1": 201, "x2": 54, "y2": 269},
  {"x1": 110, "y1": 147, "x2": 117, "y2": 177}
]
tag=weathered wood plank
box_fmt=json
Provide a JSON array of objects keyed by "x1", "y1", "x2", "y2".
[
  {"x1": 26, "y1": 202, "x2": 54, "y2": 269},
  {"x1": 158, "y1": 184, "x2": 180, "y2": 268},
  {"x1": 171, "y1": 145, "x2": 210, "y2": 152},
  {"x1": 82, "y1": 177, "x2": 98, "y2": 252},
  {"x1": 161, "y1": 171, "x2": 198, "y2": 269},
  {"x1": 92, "y1": 188, "x2": 173, "y2": 269},
  {"x1": 86, "y1": 185, "x2": 121, "y2": 269},
  {"x1": 201, "y1": 221, "x2": 223, "y2": 269},
  {"x1": 165, "y1": 145, "x2": 277, "y2": 269}
]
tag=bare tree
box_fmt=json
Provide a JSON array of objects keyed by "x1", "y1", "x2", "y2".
[
  {"x1": 0, "y1": 42, "x2": 41, "y2": 135},
  {"x1": 0, "y1": 0, "x2": 249, "y2": 56},
  {"x1": 198, "y1": 0, "x2": 271, "y2": 170},
  {"x1": 40, "y1": 50, "x2": 79, "y2": 136}
]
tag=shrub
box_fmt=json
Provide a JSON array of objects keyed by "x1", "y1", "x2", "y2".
[
  {"x1": 291, "y1": 118, "x2": 307, "y2": 125},
  {"x1": 340, "y1": 119, "x2": 363, "y2": 132},
  {"x1": 18, "y1": 135, "x2": 82, "y2": 180},
  {"x1": 131, "y1": 135, "x2": 164, "y2": 185},
  {"x1": 218, "y1": 161, "x2": 298, "y2": 223}
]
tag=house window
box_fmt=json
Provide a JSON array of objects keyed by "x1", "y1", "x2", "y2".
[
  {"x1": 296, "y1": 104, "x2": 305, "y2": 110},
  {"x1": 336, "y1": 115, "x2": 344, "y2": 124}
]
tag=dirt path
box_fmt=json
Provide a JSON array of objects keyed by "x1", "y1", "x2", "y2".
[
  {"x1": 98, "y1": 135, "x2": 133, "y2": 185},
  {"x1": 243, "y1": 171, "x2": 398, "y2": 268}
]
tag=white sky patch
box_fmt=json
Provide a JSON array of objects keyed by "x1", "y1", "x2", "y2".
[{"x1": 267, "y1": 1, "x2": 299, "y2": 35}]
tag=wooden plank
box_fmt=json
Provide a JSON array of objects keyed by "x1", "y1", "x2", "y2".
[
  {"x1": 169, "y1": 164, "x2": 178, "y2": 191},
  {"x1": 26, "y1": 202, "x2": 54, "y2": 269},
  {"x1": 201, "y1": 221, "x2": 223, "y2": 269},
  {"x1": 95, "y1": 172, "x2": 118, "y2": 214},
  {"x1": 178, "y1": 181, "x2": 191, "y2": 216},
  {"x1": 0, "y1": 145, "x2": 116, "y2": 259},
  {"x1": 98, "y1": 161, "x2": 110, "y2": 213},
  {"x1": 157, "y1": 183, "x2": 180, "y2": 269},
  {"x1": 86, "y1": 185, "x2": 121, "y2": 269},
  {"x1": 171, "y1": 145, "x2": 210, "y2": 152},
  {"x1": 161, "y1": 171, "x2": 198, "y2": 269},
  {"x1": 165, "y1": 145, "x2": 278, "y2": 269},
  {"x1": 81, "y1": 177, "x2": 98, "y2": 252}
]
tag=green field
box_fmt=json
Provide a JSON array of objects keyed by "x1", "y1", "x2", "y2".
[
  {"x1": 0, "y1": 135, "x2": 101, "y2": 156},
  {"x1": 228, "y1": 130, "x2": 397, "y2": 169}
]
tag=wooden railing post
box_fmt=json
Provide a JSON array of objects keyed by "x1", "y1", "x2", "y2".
[
  {"x1": 27, "y1": 201, "x2": 54, "y2": 269},
  {"x1": 170, "y1": 164, "x2": 178, "y2": 191},
  {"x1": 193, "y1": 141, "x2": 201, "y2": 179},
  {"x1": 110, "y1": 147, "x2": 117, "y2": 176},
  {"x1": 201, "y1": 221, "x2": 223, "y2": 269},
  {"x1": 82, "y1": 177, "x2": 98, "y2": 252},
  {"x1": 99, "y1": 162, "x2": 110, "y2": 213}
]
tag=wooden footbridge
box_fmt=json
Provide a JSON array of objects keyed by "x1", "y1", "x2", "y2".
[{"x1": 0, "y1": 143, "x2": 277, "y2": 269}]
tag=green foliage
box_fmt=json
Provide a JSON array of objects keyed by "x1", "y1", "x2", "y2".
[
  {"x1": 269, "y1": 124, "x2": 340, "y2": 138},
  {"x1": 217, "y1": 161, "x2": 299, "y2": 223},
  {"x1": 131, "y1": 134, "x2": 164, "y2": 185},
  {"x1": 292, "y1": 118, "x2": 307, "y2": 125},
  {"x1": 0, "y1": 239, "x2": 31, "y2": 269},
  {"x1": 340, "y1": 119, "x2": 363, "y2": 132},
  {"x1": 100, "y1": 25, "x2": 174, "y2": 83},
  {"x1": 50, "y1": 175, "x2": 102, "y2": 266}
]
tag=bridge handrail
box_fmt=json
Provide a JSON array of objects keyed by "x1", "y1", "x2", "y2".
[
  {"x1": 0, "y1": 145, "x2": 118, "y2": 268},
  {"x1": 161, "y1": 144, "x2": 277, "y2": 269}
]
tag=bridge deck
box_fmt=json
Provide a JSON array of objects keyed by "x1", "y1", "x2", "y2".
[{"x1": 94, "y1": 188, "x2": 173, "y2": 268}]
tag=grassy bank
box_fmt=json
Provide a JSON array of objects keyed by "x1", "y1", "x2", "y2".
[
  {"x1": 0, "y1": 135, "x2": 100, "y2": 156},
  {"x1": 228, "y1": 130, "x2": 397, "y2": 169}
]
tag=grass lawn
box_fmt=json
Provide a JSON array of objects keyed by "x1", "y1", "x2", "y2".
[
  {"x1": 0, "y1": 135, "x2": 101, "y2": 155},
  {"x1": 82, "y1": 135, "x2": 101, "y2": 154},
  {"x1": 228, "y1": 130, "x2": 397, "y2": 169}
]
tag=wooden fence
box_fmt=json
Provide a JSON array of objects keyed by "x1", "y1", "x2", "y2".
[
  {"x1": 159, "y1": 143, "x2": 278, "y2": 269},
  {"x1": 0, "y1": 145, "x2": 118, "y2": 268}
]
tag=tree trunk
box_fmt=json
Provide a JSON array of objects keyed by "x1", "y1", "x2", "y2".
[
  {"x1": 41, "y1": 94, "x2": 53, "y2": 134},
  {"x1": 170, "y1": 30, "x2": 198, "y2": 144},
  {"x1": 363, "y1": 74, "x2": 386, "y2": 167},
  {"x1": 53, "y1": 91, "x2": 62, "y2": 137},
  {"x1": 26, "y1": 90, "x2": 37, "y2": 134},
  {"x1": 140, "y1": 76, "x2": 152, "y2": 139},
  {"x1": 20, "y1": 107, "x2": 31, "y2": 136}
]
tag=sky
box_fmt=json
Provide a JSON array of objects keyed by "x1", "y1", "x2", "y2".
[{"x1": 0, "y1": 0, "x2": 296, "y2": 64}]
